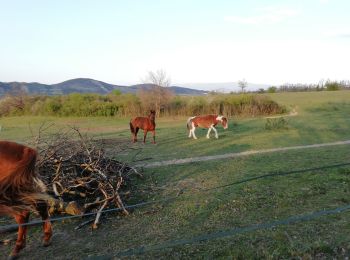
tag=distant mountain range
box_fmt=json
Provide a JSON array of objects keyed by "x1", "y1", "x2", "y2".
[
  {"x1": 182, "y1": 82, "x2": 270, "y2": 92},
  {"x1": 0, "y1": 78, "x2": 208, "y2": 96}
]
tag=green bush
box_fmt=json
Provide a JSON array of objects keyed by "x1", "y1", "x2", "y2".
[
  {"x1": 267, "y1": 86, "x2": 277, "y2": 93},
  {"x1": 265, "y1": 117, "x2": 289, "y2": 130},
  {"x1": 325, "y1": 82, "x2": 341, "y2": 91},
  {"x1": 0, "y1": 93, "x2": 285, "y2": 118}
]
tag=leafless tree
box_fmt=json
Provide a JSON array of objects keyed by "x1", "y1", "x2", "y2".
[
  {"x1": 238, "y1": 79, "x2": 247, "y2": 93},
  {"x1": 140, "y1": 69, "x2": 173, "y2": 117}
]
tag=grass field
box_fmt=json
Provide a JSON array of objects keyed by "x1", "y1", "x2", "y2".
[{"x1": 1, "y1": 91, "x2": 350, "y2": 259}]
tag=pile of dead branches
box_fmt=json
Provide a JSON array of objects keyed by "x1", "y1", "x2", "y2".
[{"x1": 32, "y1": 125, "x2": 142, "y2": 228}]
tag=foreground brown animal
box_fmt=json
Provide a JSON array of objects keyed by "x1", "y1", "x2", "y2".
[
  {"x1": 0, "y1": 141, "x2": 52, "y2": 259},
  {"x1": 187, "y1": 114, "x2": 228, "y2": 139},
  {"x1": 130, "y1": 110, "x2": 156, "y2": 144}
]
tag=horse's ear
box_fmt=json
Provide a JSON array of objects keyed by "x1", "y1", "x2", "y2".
[{"x1": 150, "y1": 110, "x2": 156, "y2": 114}]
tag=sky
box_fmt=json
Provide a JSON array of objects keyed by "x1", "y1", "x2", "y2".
[{"x1": 1, "y1": 0, "x2": 349, "y2": 89}]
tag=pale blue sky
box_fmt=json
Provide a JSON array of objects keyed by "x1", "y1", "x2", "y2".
[{"x1": 1, "y1": 0, "x2": 349, "y2": 87}]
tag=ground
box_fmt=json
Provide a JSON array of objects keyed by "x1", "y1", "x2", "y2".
[{"x1": 0, "y1": 91, "x2": 350, "y2": 259}]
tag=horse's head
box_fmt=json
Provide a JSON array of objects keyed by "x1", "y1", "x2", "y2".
[
  {"x1": 149, "y1": 110, "x2": 156, "y2": 119},
  {"x1": 217, "y1": 116, "x2": 228, "y2": 129}
]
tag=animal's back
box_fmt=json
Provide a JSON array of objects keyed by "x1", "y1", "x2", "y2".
[
  {"x1": 0, "y1": 141, "x2": 42, "y2": 214},
  {"x1": 0, "y1": 141, "x2": 36, "y2": 180},
  {"x1": 193, "y1": 115, "x2": 218, "y2": 128},
  {"x1": 131, "y1": 117, "x2": 155, "y2": 130}
]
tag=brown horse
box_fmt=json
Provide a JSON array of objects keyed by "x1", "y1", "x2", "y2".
[
  {"x1": 0, "y1": 141, "x2": 52, "y2": 259},
  {"x1": 130, "y1": 110, "x2": 156, "y2": 144},
  {"x1": 187, "y1": 114, "x2": 228, "y2": 139}
]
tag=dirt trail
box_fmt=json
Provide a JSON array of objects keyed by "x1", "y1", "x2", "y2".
[{"x1": 135, "y1": 140, "x2": 350, "y2": 168}]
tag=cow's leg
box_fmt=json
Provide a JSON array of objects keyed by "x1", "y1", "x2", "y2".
[
  {"x1": 143, "y1": 130, "x2": 148, "y2": 143},
  {"x1": 10, "y1": 211, "x2": 30, "y2": 259},
  {"x1": 151, "y1": 130, "x2": 156, "y2": 144},
  {"x1": 37, "y1": 201, "x2": 52, "y2": 247},
  {"x1": 212, "y1": 127, "x2": 218, "y2": 138},
  {"x1": 206, "y1": 127, "x2": 212, "y2": 138}
]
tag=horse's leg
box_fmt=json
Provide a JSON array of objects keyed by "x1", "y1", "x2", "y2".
[
  {"x1": 130, "y1": 122, "x2": 135, "y2": 143},
  {"x1": 192, "y1": 126, "x2": 197, "y2": 139},
  {"x1": 134, "y1": 127, "x2": 139, "y2": 142},
  {"x1": 206, "y1": 127, "x2": 212, "y2": 139},
  {"x1": 10, "y1": 211, "x2": 30, "y2": 259},
  {"x1": 151, "y1": 130, "x2": 156, "y2": 144},
  {"x1": 212, "y1": 126, "x2": 218, "y2": 139},
  {"x1": 36, "y1": 201, "x2": 52, "y2": 247},
  {"x1": 131, "y1": 131, "x2": 136, "y2": 143},
  {"x1": 143, "y1": 130, "x2": 148, "y2": 143}
]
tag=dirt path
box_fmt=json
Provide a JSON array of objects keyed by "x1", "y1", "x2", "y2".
[{"x1": 135, "y1": 140, "x2": 350, "y2": 168}]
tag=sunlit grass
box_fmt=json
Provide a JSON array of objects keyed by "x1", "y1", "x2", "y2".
[{"x1": 1, "y1": 91, "x2": 350, "y2": 258}]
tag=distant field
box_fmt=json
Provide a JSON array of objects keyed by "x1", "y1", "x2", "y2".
[{"x1": 1, "y1": 90, "x2": 350, "y2": 259}]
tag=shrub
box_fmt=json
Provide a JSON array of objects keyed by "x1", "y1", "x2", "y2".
[
  {"x1": 267, "y1": 86, "x2": 277, "y2": 93},
  {"x1": 0, "y1": 93, "x2": 285, "y2": 118},
  {"x1": 265, "y1": 117, "x2": 289, "y2": 130},
  {"x1": 325, "y1": 82, "x2": 341, "y2": 91}
]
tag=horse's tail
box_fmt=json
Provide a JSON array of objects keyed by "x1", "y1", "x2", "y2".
[
  {"x1": 187, "y1": 117, "x2": 194, "y2": 130},
  {"x1": 0, "y1": 145, "x2": 51, "y2": 214},
  {"x1": 0, "y1": 146, "x2": 38, "y2": 194},
  {"x1": 129, "y1": 120, "x2": 135, "y2": 134}
]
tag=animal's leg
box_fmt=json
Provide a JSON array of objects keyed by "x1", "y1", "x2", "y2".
[
  {"x1": 212, "y1": 127, "x2": 218, "y2": 138},
  {"x1": 188, "y1": 126, "x2": 192, "y2": 138},
  {"x1": 10, "y1": 211, "x2": 30, "y2": 259},
  {"x1": 130, "y1": 122, "x2": 136, "y2": 143},
  {"x1": 37, "y1": 201, "x2": 52, "y2": 247},
  {"x1": 206, "y1": 127, "x2": 212, "y2": 138},
  {"x1": 192, "y1": 126, "x2": 198, "y2": 139},
  {"x1": 134, "y1": 127, "x2": 139, "y2": 142},
  {"x1": 143, "y1": 130, "x2": 148, "y2": 143},
  {"x1": 151, "y1": 130, "x2": 156, "y2": 144}
]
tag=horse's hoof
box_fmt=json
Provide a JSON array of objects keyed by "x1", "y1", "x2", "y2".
[
  {"x1": 8, "y1": 254, "x2": 18, "y2": 260},
  {"x1": 43, "y1": 239, "x2": 51, "y2": 247}
]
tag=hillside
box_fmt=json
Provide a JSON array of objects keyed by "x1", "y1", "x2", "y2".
[{"x1": 0, "y1": 78, "x2": 208, "y2": 96}]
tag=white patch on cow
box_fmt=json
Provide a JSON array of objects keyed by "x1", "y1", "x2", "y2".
[{"x1": 216, "y1": 115, "x2": 223, "y2": 121}]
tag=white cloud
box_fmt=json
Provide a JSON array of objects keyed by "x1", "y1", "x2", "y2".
[
  {"x1": 224, "y1": 7, "x2": 300, "y2": 25},
  {"x1": 323, "y1": 28, "x2": 350, "y2": 38}
]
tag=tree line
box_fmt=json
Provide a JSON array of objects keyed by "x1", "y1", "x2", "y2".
[
  {"x1": 0, "y1": 91, "x2": 285, "y2": 118},
  {"x1": 262, "y1": 80, "x2": 350, "y2": 93}
]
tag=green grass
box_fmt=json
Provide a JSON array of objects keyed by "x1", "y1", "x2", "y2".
[{"x1": 1, "y1": 90, "x2": 350, "y2": 259}]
